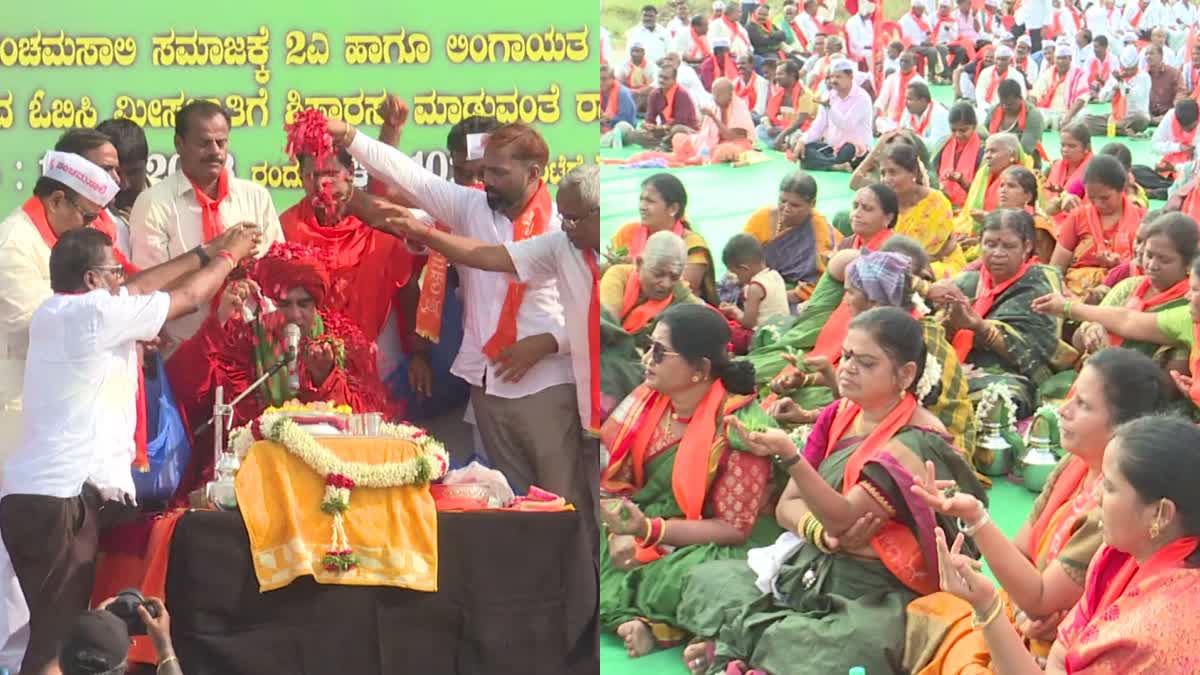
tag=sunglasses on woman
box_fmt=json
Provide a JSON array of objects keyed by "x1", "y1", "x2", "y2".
[{"x1": 648, "y1": 341, "x2": 681, "y2": 364}]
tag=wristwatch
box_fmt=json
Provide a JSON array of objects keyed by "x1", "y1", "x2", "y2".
[{"x1": 192, "y1": 245, "x2": 211, "y2": 267}]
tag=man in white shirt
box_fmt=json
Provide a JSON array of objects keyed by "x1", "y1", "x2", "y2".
[
  {"x1": 734, "y1": 53, "x2": 770, "y2": 119},
  {"x1": 1139, "y1": 27, "x2": 1181, "y2": 69},
  {"x1": 1152, "y1": 99, "x2": 1200, "y2": 173},
  {"x1": 1124, "y1": 0, "x2": 1168, "y2": 38},
  {"x1": 1086, "y1": 44, "x2": 1153, "y2": 135},
  {"x1": 845, "y1": 2, "x2": 876, "y2": 67},
  {"x1": 616, "y1": 42, "x2": 660, "y2": 111},
  {"x1": 371, "y1": 166, "x2": 601, "y2": 560},
  {"x1": 708, "y1": 1, "x2": 753, "y2": 58},
  {"x1": 1015, "y1": 34, "x2": 1042, "y2": 87},
  {"x1": 1082, "y1": 34, "x2": 1119, "y2": 95},
  {"x1": 882, "y1": 80, "x2": 951, "y2": 145},
  {"x1": 1084, "y1": 0, "x2": 1126, "y2": 41},
  {"x1": 661, "y1": 51, "x2": 714, "y2": 110},
  {"x1": 0, "y1": 221, "x2": 258, "y2": 675},
  {"x1": 129, "y1": 100, "x2": 283, "y2": 348},
  {"x1": 977, "y1": 0, "x2": 1006, "y2": 40},
  {"x1": 1032, "y1": 36, "x2": 1091, "y2": 128},
  {"x1": 976, "y1": 45, "x2": 1028, "y2": 111},
  {"x1": 900, "y1": 3, "x2": 941, "y2": 79},
  {"x1": 1167, "y1": 0, "x2": 1197, "y2": 49},
  {"x1": 667, "y1": 0, "x2": 691, "y2": 39},
  {"x1": 875, "y1": 51, "x2": 928, "y2": 132},
  {"x1": 625, "y1": 4, "x2": 672, "y2": 65},
  {"x1": 673, "y1": 15, "x2": 713, "y2": 66},
  {"x1": 325, "y1": 120, "x2": 585, "y2": 515}
]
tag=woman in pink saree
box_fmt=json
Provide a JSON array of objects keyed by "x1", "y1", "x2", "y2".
[{"x1": 928, "y1": 414, "x2": 1200, "y2": 673}]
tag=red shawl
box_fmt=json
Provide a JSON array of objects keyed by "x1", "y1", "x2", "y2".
[
  {"x1": 938, "y1": 133, "x2": 982, "y2": 207},
  {"x1": 951, "y1": 259, "x2": 1033, "y2": 361},
  {"x1": 1108, "y1": 277, "x2": 1190, "y2": 346}
]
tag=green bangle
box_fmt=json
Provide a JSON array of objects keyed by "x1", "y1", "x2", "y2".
[{"x1": 1063, "y1": 300, "x2": 1073, "y2": 321}]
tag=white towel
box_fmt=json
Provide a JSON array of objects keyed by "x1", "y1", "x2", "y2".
[{"x1": 746, "y1": 531, "x2": 805, "y2": 596}]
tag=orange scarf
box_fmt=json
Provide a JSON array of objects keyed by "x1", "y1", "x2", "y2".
[
  {"x1": 600, "y1": 381, "x2": 735, "y2": 563},
  {"x1": 984, "y1": 65, "x2": 1009, "y2": 104},
  {"x1": 723, "y1": 15, "x2": 750, "y2": 49},
  {"x1": 620, "y1": 269, "x2": 673, "y2": 333},
  {"x1": 824, "y1": 395, "x2": 937, "y2": 594},
  {"x1": 1038, "y1": 67, "x2": 1078, "y2": 108},
  {"x1": 789, "y1": 18, "x2": 810, "y2": 50},
  {"x1": 186, "y1": 170, "x2": 229, "y2": 244},
  {"x1": 1048, "y1": 152, "x2": 1093, "y2": 192},
  {"x1": 1164, "y1": 114, "x2": 1199, "y2": 166},
  {"x1": 625, "y1": 61, "x2": 648, "y2": 88},
  {"x1": 1111, "y1": 75, "x2": 1129, "y2": 122},
  {"x1": 951, "y1": 259, "x2": 1033, "y2": 361},
  {"x1": 910, "y1": 10, "x2": 932, "y2": 34},
  {"x1": 710, "y1": 53, "x2": 740, "y2": 83},
  {"x1": 22, "y1": 197, "x2": 149, "y2": 471},
  {"x1": 1026, "y1": 456, "x2": 1096, "y2": 564},
  {"x1": 735, "y1": 72, "x2": 760, "y2": 111},
  {"x1": 630, "y1": 220, "x2": 685, "y2": 259},
  {"x1": 688, "y1": 27, "x2": 712, "y2": 60},
  {"x1": 889, "y1": 70, "x2": 918, "y2": 122},
  {"x1": 766, "y1": 81, "x2": 804, "y2": 127},
  {"x1": 754, "y1": 16, "x2": 776, "y2": 33},
  {"x1": 481, "y1": 181, "x2": 552, "y2": 360},
  {"x1": 912, "y1": 103, "x2": 934, "y2": 135},
  {"x1": 660, "y1": 84, "x2": 681, "y2": 124},
  {"x1": 585, "y1": 250, "x2": 601, "y2": 433},
  {"x1": 989, "y1": 99, "x2": 1025, "y2": 134},
  {"x1": 938, "y1": 132, "x2": 982, "y2": 207},
  {"x1": 1079, "y1": 197, "x2": 1140, "y2": 263},
  {"x1": 1088, "y1": 56, "x2": 1112, "y2": 88},
  {"x1": 1189, "y1": 321, "x2": 1200, "y2": 407},
  {"x1": 1130, "y1": 3, "x2": 1146, "y2": 28},
  {"x1": 1109, "y1": 277, "x2": 1190, "y2": 346},
  {"x1": 415, "y1": 184, "x2": 484, "y2": 342},
  {"x1": 602, "y1": 80, "x2": 621, "y2": 121}
]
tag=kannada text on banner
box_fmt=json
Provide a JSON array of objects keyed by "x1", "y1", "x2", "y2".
[{"x1": 0, "y1": 0, "x2": 602, "y2": 214}]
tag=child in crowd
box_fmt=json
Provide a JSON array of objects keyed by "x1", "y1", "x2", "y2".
[{"x1": 719, "y1": 234, "x2": 791, "y2": 342}]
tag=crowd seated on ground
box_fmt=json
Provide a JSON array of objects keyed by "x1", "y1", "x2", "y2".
[{"x1": 600, "y1": 0, "x2": 1200, "y2": 671}]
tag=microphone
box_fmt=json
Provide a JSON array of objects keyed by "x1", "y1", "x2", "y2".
[{"x1": 284, "y1": 323, "x2": 301, "y2": 391}]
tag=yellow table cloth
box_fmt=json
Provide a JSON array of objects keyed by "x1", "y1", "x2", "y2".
[{"x1": 235, "y1": 436, "x2": 438, "y2": 592}]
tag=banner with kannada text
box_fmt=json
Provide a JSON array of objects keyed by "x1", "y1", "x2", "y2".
[{"x1": 0, "y1": 0, "x2": 601, "y2": 215}]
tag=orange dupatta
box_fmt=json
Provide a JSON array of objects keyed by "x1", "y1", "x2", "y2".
[
  {"x1": 620, "y1": 269, "x2": 673, "y2": 333},
  {"x1": 415, "y1": 183, "x2": 484, "y2": 342},
  {"x1": 600, "y1": 381, "x2": 734, "y2": 563},
  {"x1": 1087, "y1": 56, "x2": 1111, "y2": 89},
  {"x1": 1024, "y1": 455, "x2": 1097, "y2": 564},
  {"x1": 824, "y1": 395, "x2": 938, "y2": 594},
  {"x1": 766, "y1": 81, "x2": 804, "y2": 127},
  {"x1": 983, "y1": 66, "x2": 1009, "y2": 105},
  {"x1": 660, "y1": 84, "x2": 681, "y2": 125},
  {"x1": 688, "y1": 27, "x2": 712, "y2": 61},
  {"x1": 789, "y1": 18, "x2": 809, "y2": 50},
  {"x1": 186, "y1": 169, "x2": 229, "y2": 244},
  {"x1": 808, "y1": 229, "x2": 896, "y2": 361},
  {"x1": 951, "y1": 259, "x2": 1033, "y2": 361},
  {"x1": 888, "y1": 70, "x2": 918, "y2": 122},
  {"x1": 938, "y1": 132, "x2": 982, "y2": 207},
  {"x1": 629, "y1": 220, "x2": 686, "y2": 259},
  {"x1": 1164, "y1": 114, "x2": 1199, "y2": 166},
  {"x1": 735, "y1": 73, "x2": 760, "y2": 112},
  {"x1": 1108, "y1": 277, "x2": 1190, "y2": 346},
  {"x1": 1047, "y1": 152, "x2": 1092, "y2": 193},
  {"x1": 1074, "y1": 197, "x2": 1141, "y2": 266},
  {"x1": 481, "y1": 181, "x2": 552, "y2": 359}
]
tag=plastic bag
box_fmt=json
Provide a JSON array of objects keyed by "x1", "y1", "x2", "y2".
[{"x1": 131, "y1": 356, "x2": 193, "y2": 503}]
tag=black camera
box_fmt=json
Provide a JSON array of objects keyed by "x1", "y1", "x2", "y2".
[{"x1": 104, "y1": 588, "x2": 160, "y2": 636}]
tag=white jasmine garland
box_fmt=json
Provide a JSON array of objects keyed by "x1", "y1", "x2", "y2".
[
  {"x1": 915, "y1": 352, "x2": 941, "y2": 402},
  {"x1": 975, "y1": 382, "x2": 1016, "y2": 423}
]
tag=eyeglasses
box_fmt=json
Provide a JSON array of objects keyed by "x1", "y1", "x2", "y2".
[
  {"x1": 66, "y1": 195, "x2": 101, "y2": 225},
  {"x1": 562, "y1": 207, "x2": 599, "y2": 227},
  {"x1": 89, "y1": 264, "x2": 125, "y2": 278},
  {"x1": 648, "y1": 341, "x2": 682, "y2": 364}
]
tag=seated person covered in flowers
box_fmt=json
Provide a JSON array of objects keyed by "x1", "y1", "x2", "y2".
[{"x1": 166, "y1": 241, "x2": 393, "y2": 505}]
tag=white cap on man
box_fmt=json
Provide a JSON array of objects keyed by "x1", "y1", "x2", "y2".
[
  {"x1": 832, "y1": 58, "x2": 857, "y2": 72},
  {"x1": 1119, "y1": 44, "x2": 1139, "y2": 68},
  {"x1": 713, "y1": 0, "x2": 726, "y2": 10},
  {"x1": 712, "y1": 36, "x2": 731, "y2": 49},
  {"x1": 41, "y1": 151, "x2": 119, "y2": 206}
]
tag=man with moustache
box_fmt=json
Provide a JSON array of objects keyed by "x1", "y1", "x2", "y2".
[
  {"x1": 129, "y1": 100, "x2": 284, "y2": 347},
  {"x1": 96, "y1": 118, "x2": 152, "y2": 258}
]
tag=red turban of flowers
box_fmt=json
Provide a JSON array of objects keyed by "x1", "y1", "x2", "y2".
[{"x1": 252, "y1": 241, "x2": 333, "y2": 306}]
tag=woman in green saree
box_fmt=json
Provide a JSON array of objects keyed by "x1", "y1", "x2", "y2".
[
  {"x1": 676, "y1": 307, "x2": 986, "y2": 675},
  {"x1": 599, "y1": 304, "x2": 783, "y2": 658},
  {"x1": 929, "y1": 209, "x2": 1067, "y2": 419},
  {"x1": 1070, "y1": 213, "x2": 1196, "y2": 370}
]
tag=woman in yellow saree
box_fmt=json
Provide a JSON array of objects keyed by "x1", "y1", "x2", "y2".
[
  {"x1": 932, "y1": 415, "x2": 1200, "y2": 674},
  {"x1": 902, "y1": 348, "x2": 1173, "y2": 674},
  {"x1": 600, "y1": 304, "x2": 782, "y2": 658},
  {"x1": 880, "y1": 143, "x2": 967, "y2": 278},
  {"x1": 608, "y1": 172, "x2": 718, "y2": 305}
]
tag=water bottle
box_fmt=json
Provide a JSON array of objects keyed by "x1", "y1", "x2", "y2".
[{"x1": 699, "y1": 146, "x2": 711, "y2": 164}]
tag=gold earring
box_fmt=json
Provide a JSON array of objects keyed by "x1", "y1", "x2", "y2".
[
  {"x1": 691, "y1": 375, "x2": 701, "y2": 383},
  {"x1": 1151, "y1": 500, "x2": 1165, "y2": 540}
]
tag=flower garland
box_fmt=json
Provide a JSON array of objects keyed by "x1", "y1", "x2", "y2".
[
  {"x1": 914, "y1": 352, "x2": 942, "y2": 404},
  {"x1": 229, "y1": 413, "x2": 449, "y2": 573},
  {"x1": 975, "y1": 381, "x2": 1017, "y2": 425}
]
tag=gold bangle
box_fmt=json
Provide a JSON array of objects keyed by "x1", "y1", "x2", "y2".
[
  {"x1": 657, "y1": 518, "x2": 668, "y2": 547},
  {"x1": 971, "y1": 594, "x2": 1004, "y2": 629},
  {"x1": 158, "y1": 655, "x2": 179, "y2": 672}
]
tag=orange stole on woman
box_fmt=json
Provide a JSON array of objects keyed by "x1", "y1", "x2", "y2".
[{"x1": 1061, "y1": 196, "x2": 1144, "y2": 297}]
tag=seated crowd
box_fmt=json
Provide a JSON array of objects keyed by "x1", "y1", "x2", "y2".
[
  {"x1": 0, "y1": 97, "x2": 602, "y2": 674},
  {"x1": 599, "y1": 0, "x2": 1200, "y2": 672}
]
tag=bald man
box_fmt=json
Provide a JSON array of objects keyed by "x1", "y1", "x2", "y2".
[{"x1": 674, "y1": 77, "x2": 756, "y2": 163}]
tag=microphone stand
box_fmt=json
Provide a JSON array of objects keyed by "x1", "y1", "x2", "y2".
[{"x1": 203, "y1": 349, "x2": 295, "y2": 510}]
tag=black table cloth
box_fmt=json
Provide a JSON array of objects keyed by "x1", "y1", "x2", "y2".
[{"x1": 165, "y1": 509, "x2": 598, "y2": 675}]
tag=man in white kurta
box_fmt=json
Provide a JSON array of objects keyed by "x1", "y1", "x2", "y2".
[
  {"x1": 625, "y1": 5, "x2": 672, "y2": 64},
  {"x1": 707, "y1": 2, "x2": 754, "y2": 59},
  {"x1": 129, "y1": 101, "x2": 282, "y2": 347},
  {"x1": 874, "y1": 52, "x2": 928, "y2": 132},
  {"x1": 976, "y1": 46, "x2": 1028, "y2": 111}
]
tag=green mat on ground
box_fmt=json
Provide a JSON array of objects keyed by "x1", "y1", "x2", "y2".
[
  {"x1": 601, "y1": 85, "x2": 1163, "y2": 280},
  {"x1": 599, "y1": 476, "x2": 1038, "y2": 674}
]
